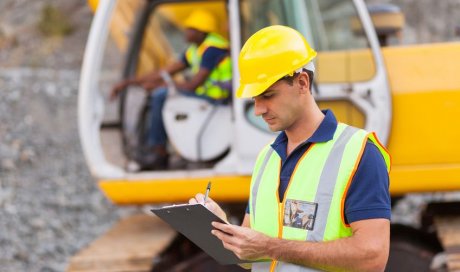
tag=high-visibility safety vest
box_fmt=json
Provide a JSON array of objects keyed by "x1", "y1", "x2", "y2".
[
  {"x1": 249, "y1": 123, "x2": 391, "y2": 272},
  {"x1": 185, "y1": 33, "x2": 232, "y2": 100}
]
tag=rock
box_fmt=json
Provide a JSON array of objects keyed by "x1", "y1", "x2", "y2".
[
  {"x1": 20, "y1": 148, "x2": 36, "y2": 162},
  {"x1": 4, "y1": 203, "x2": 17, "y2": 215},
  {"x1": 24, "y1": 115, "x2": 34, "y2": 125},
  {"x1": 6, "y1": 90, "x2": 20, "y2": 101},
  {"x1": 0, "y1": 187, "x2": 12, "y2": 207},
  {"x1": 30, "y1": 217, "x2": 46, "y2": 230},
  {"x1": 45, "y1": 83, "x2": 57, "y2": 96},
  {"x1": 1, "y1": 159, "x2": 16, "y2": 171},
  {"x1": 11, "y1": 139, "x2": 21, "y2": 151}
]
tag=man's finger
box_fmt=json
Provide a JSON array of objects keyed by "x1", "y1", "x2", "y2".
[
  {"x1": 195, "y1": 193, "x2": 205, "y2": 203},
  {"x1": 212, "y1": 229, "x2": 237, "y2": 246},
  {"x1": 212, "y1": 221, "x2": 240, "y2": 236},
  {"x1": 213, "y1": 222, "x2": 250, "y2": 239}
]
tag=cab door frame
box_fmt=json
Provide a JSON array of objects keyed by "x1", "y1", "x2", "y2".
[{"x1": 312, "y1": 0, "x2": 392, "y2": 144}]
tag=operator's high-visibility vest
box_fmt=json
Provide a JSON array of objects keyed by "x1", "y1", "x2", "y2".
[
  {"x1": 185, "y1": 33, "x2": 232, "y2": 100},
  {"x1": 249, "y1": 123, "x2": 391, "y2": 272}
]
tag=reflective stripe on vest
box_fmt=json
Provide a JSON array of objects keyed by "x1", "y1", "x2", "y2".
[
  {"x1": 249, "y1": 124, "x2": 390, "y2": 272},
  {"x1": 185, "y1": 33, "x2": 232, "y2": 100}
]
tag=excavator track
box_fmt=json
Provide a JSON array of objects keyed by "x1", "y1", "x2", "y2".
[{"x1": 435, "y1": 216, "x2": 460, "y2": 271}]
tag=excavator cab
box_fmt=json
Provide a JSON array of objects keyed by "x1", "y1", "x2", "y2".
[
  {"x1": 78, "y1": 0, "x2": 391, "y2": 204},
  {"x1": 118, "y1": 2, "x2": 235, "y2": 167}
]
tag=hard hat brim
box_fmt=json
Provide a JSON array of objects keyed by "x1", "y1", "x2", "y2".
[{"x1": 236, "y1": 77, "x2": 280, "y2": 98}]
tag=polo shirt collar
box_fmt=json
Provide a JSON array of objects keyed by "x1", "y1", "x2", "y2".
[{"x1": 271, "y1": 109, "x2": 338, "y2": 153}]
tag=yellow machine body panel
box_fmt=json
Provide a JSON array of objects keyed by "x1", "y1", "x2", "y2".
[
  {"x1": 316, "y1": 49, "x2": 376, "y2": 83},
  {"x1": 99, "y1": 176, "x2": 251, "y2": 205},
  {"x1": 383, "y1": 42, "x2": 460, "y2": 195}
]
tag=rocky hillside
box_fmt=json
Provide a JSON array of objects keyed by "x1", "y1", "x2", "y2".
[
  {"x1": 0, "y1": 0, "x2": 92, "y2": 69},
  {"x1": 367, "y1": 0, "x2": 460, "y2": 43}
]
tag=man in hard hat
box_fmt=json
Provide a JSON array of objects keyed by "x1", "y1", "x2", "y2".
[
  {"x1": 190, "y1": 25, "x2": 390, "y2": 271},
  {"x1": 110, "y1": 9, "x2": 232, "y2": 169}
]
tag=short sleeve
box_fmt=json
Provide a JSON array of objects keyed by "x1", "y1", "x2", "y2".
[
  {"x1": 200, "y1": 47, "x2": 228, "y2": 71},
  {"x1": 344, "y1": 141, "x2": 391, "y2": 224},
  {"x1": 180, "y1": 51, "x2": 189, "y2": 67}
]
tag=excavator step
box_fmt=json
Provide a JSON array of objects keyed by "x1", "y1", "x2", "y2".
[
  {"x1": 67, "y1": 214, "x2": 175, "y2": 272},
  {"x1": 434, "y1": 216, "x2": 460, "y2": 271}
]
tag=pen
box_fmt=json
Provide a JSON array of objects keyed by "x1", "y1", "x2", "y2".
[{"x1": 204, "y1": 181, "x2": 211, "y2": 205}]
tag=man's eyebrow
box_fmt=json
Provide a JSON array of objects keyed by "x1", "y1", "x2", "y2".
[
  {"x1": 263, "y1": 89, "x2": 276, "y2": 95},
  {"x1": 253, "y1": 89, "x2": 277, "y2": 99}
]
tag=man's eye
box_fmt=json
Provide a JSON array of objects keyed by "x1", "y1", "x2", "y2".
[{"x1": 263, "y1": 93, "x2": 273, "y2": 98}]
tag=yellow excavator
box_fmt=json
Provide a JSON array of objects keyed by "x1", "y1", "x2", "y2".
[{"x1": 72, "y1": 0, "x2": 460, "y2": 271}]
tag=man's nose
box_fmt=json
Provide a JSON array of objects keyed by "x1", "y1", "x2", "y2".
[{"x1": 253, "y1": 98, "x2": 266, "y2": 116}]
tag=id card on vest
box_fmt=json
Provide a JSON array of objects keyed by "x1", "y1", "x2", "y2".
[{"x1": 283, "y1": 199, "x2": 318, "y2": 231}]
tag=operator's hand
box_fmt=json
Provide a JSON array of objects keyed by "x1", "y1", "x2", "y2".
[
  {"x1": 109, "y1": 80, "x2": 129, "y2": 101},
  {"x1": 141, "y1": 77, "x2": 163, "y2": 92},
  {"x1": 211, "y1": 222, "x2": 272, "y2": 261},
  {"x1": 189, "y1": 193, "x2": 228, "y2": 222}
]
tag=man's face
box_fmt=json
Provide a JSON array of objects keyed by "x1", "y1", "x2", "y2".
[
  {"x1": 184, "y1": 28, "x2": 201, "y2": 43},
  {"x1": 253, "y1": 76, "x2": 306, "y2": 132}
]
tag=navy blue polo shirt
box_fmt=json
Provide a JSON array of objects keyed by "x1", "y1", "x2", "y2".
[{"x1": 246, "y1": 110, "x2": 391, "y2": 224}]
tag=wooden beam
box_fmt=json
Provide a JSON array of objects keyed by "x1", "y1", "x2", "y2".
[{"x1": 67, "y1": 214, "x2": 176, "y2": 272}]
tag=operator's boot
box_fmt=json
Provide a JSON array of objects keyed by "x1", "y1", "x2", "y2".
[{"x1": 138, "y1": 145, "x2": 169, "y2": 170}]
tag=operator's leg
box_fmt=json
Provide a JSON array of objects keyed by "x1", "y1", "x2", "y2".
[
  {"x1": 140, "y1": 87, "x2": 169, "y2": 170},
  {"x1": 148, "y1": 87, "x2": 168, "y2": 149}
]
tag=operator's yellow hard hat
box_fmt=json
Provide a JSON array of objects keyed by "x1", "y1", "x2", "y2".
[
  {"x1": 87, "y1": 0, "x2": 98, "y2": 12},
  {"x1": 236, "y1": 25, "x2": 317, "y2": 98},
  {"x1": 183, "y1": 9, "x2": 217, "y2": 34}
]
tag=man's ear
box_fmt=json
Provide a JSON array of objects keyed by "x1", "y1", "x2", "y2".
[{"x1": 297, "y1": 72, "x2": 310, "y2": 94}]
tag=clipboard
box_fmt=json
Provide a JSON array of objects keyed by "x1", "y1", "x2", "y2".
[{"x1": 151, "y1": 203, "x2": 243, "y2": 265}]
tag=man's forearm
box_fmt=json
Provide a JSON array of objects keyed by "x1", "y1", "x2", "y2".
[
  {"x1": 266, "y1": 235, "x2": 386, "y2": 272},
  {"x1": 264, "y1": 218, "x2": 389, "y2": 272},
  {"x1": 212, "y1": 219, "x2": 388, "y2": 271}
]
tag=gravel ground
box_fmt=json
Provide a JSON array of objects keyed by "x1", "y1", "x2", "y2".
[
  {"x1": 0, "y1": 1, "x2": 141, "y2": 271},
  {"x1": 0, "y1": 68, "x2": 137, "y2": 272}
]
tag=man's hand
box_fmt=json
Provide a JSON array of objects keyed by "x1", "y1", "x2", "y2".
[
  {"x1": 211, "y1": 222, "x2": 272, "y2": 261},
  {"x1": 110, "y1": 72, "x2": 163, "y2": 100},
  {"x1": 141, "y1": 78, "x2": 162, "y2": 92},
  {"x1": 189, "y1": 193, "x2": 228, "y2": 222},
  {"x1": 109, "y1": 80, "x2": 129, "y2": 101}
]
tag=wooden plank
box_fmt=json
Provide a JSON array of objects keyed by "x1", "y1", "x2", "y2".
[{"x1": 67, "y1": 214, "x2": 176, "y2": 272}]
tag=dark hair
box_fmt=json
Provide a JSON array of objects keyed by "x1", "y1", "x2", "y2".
[{"x1": 280, "y1": 69, "x2": 315, "y2": 92}]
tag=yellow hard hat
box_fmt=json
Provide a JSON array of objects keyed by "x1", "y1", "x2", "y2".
[
  {"x1": 236, "y1": 25, "x2": 317, "y2": 98},
  {"x1": 87, "y1": 0, "x2": 98, "y2": 13},
  {"x1": 183, "y1": 9, "x2": 217, "y2": 33}
]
